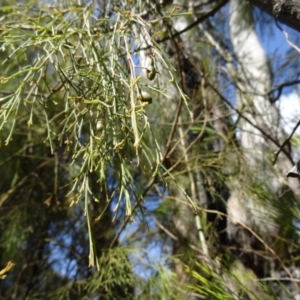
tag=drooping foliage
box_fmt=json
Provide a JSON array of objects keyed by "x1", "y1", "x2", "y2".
[{"x1": 1, "y1": 0, "x2": 300, "y2": 299}]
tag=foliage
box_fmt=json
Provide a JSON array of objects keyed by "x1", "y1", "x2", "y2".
[{"x1": 1, "y1": 0, "x2": 300, "y2": 299}]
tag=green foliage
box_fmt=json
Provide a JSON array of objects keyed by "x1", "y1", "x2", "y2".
[
  {"x1": 0, "y1": 0, "x2": 195, "y2": 298},
  {"x1": 0, "y1": 0, "x2": 194, "y2": 269},
  {"x1": 1, "y1": 0, "x2": 300, "y2": 299}
]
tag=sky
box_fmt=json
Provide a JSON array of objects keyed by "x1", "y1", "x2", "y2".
[
  {"x1": 279, "y1": 90, "x2": 300, "y2": 136},
  {"x1": 260, "y1": 15, "x2": 300, "y2": 138},
  {"x1": 117, "y1": 2, "x2": 300, "y2": 280},
  {"x1": 46, "y1": 1, "x2": 300, "y2": 282}
]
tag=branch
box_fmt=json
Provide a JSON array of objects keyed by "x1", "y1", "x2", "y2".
[
  {"x1": 273, "y1": 119, "x2": 300, "y2": 164},
  {"x1": 249, "y1": 0, "x2": 300, "y2": 33},
  {"x1": 158, "y1": 0, "x2": 229, "y2": 43},
  {"x1": 206, "y1": 80, "x2": 295, "y2": 165},
  {"x1": 269, "y1": 79, "x2": 300, "y2": 102}
]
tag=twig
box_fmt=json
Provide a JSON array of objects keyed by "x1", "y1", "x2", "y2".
[
  {"x1": 268, "y1": 79, "x2": 300, "y2": 102},
  {"x1": 158, "y1": 0, "x2": 229, "y2": 43},
  {"x1": 207, "y1": 80, "x2": 294, "y2": 165},
  {"x1": 273, "y1": 119, "x2": 300, "y2": 164},
  {"x1": 276, "y1": 21, "x2": 300, "y2": 54},
  {"x1": 256, "y1": 277, "x2": 300, "y2": 283},
  {"x1": 134, "y1": 0, "x2": 229, "y2": 54},
  {"x1": 110, "y1": 176, "x2": 156, "y2": 247},
  {"x1": 151, "y1": 214, "x2": 178, "y2": 241}
]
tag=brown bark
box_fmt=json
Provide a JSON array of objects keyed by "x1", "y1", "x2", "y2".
[{"x1": 250, "y1": 0, "x2": 300, "y2": 32}]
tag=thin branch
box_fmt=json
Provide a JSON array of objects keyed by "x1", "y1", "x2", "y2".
[
  {"x1": 158, "y1": 0, "x2": 229, "y2": 44},
  {"x1": 273, "y1": 119, "x2": 300, "y2": 164},
  {"x1": 256, "y1": 277, "x2": 300, "y2": 283},
  {"x1": 110, "y1": 34, "x2": 191, "y2": 247},
  {"x1": 276, "y1": 20, "x2": 300, "y2": 53},
  {"x1": 150, "y1": 214, "x2": 178, "y2": 241},
  {"x1": 269, "y1": 79, "x2": 300, "y2": 102},
  {"x1": 110, "y1": 176, "x2": 156, "y2": 247},
  {"x1": 207, "y1": 80, "x2": 295, "y2": 165},
  {"x1": 135, "y1": 0, "x2": 229, "y2": 54}
]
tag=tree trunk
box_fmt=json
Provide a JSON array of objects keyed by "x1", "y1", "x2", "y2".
[{"x1": 228, "y1": 0, "x2": 300, "y2": 297}]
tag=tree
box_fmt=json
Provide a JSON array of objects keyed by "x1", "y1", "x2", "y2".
[
  {"x1": 1, "y1": 0, "x2": 300, "y2": 299},
  {"x1": 249, "y1": 0, "x2": 300, "y2": 33}
]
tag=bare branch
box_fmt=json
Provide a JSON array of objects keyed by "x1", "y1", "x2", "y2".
[{"x1": 249, "y1": 0, "x2": 300, "y2": 33}]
